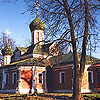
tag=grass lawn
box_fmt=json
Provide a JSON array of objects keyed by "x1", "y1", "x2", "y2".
[{"x1": 83, "y1": 93, "x2": 100, "y2": 98}]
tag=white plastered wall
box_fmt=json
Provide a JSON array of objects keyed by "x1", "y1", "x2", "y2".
[{"x1": 81, "y1": 64, "x2": 92, "y2": 93}]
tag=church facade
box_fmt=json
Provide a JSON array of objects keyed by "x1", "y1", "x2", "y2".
[
  {"x1": 0, "y1": 18, "x2": 100, "y2": 94},
  {"x1": 0, "y1": 18, "x2": 49, "y2": 94}
]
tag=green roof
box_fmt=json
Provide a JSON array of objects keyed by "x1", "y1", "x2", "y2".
[
  {"x1": 1, "y1": 57, "x2": 49, "y2": 67},
  {"x1": 50, "y1": 53, "x2": 99, "y2": 66},
  {"x1": 17, "y1": 47, "x2": 28, "y2": 52},
  {"x1": 50, "y1": 53, "x2": 73, "y2": 66},
  {"x1": 33, "y1": 44, "x2": 42, "y2": 54},
  {"x1": 1, "y1": 52, "x2": 99, "y2": 68},
  {"x1": 29, "y1": 17, "x2": 45, "y2": 31},
  {"x1": 33, "y1": 44, "x2": 48, "y2": 55}
]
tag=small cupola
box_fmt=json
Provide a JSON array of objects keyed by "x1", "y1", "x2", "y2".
[
  {"x1": 29, "y1": 17, "x2": 45, "y2": 45},
  {"x1": 29, "y1": 17, "x2": 45, "y2": 32},
  {"x1": 1, "y1": 45, "x2": 13, "y2": 65},
  {"x1": 2, "y1": 45, "x2": 13, "y2": 56}
]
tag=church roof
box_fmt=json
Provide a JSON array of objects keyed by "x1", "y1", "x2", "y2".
[
  {"x1": 17, "y1": 47, "x2": 28, "y2": 52},
  {"x1": 29, "y1": 17, "x2": 45, "y2": 32},
  {"x1": 0, "y1": 51, "x2": 99, "y2": 69},
  {"x1": 22, "y1": 43, "x2": 51, "y2": 56},
  {"x1": 50, "y1": 53, "x2": 99, "y2": 67},
  {"x1": 0, "y1": 56, "x2": 50, "y2": 68}
]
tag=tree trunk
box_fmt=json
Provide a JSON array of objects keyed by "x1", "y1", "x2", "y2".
[
  {"x1": 79, "y1": 0, "x2": 89, "y2": 99},
  {"x1": 73, "y1": 0, "x2": 89, "y2": 99},
  {"x1": 62, "y1": 1, "x2": 81, "y2": 99},
  {"x1": 63, "y1": 0, "x2": 89, "y2": 99}
]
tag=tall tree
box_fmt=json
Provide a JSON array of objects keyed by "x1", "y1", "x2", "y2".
[
  {"x1": 2, "y1": 0, "x2": 100, "y2": 99},
  {"x1": 25, "y1": 0, "x2": 99, "y2": 99}
]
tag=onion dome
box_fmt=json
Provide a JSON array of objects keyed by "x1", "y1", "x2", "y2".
[
  {"x1": 33, "y1": 44, "x2": 43, "y2": 54},
  {"x1": 29, "y1": 18, "x2": 45, "y2": 32},
  {"x1": 1, "y1": 45, "x2": 13, "y2": 56}
]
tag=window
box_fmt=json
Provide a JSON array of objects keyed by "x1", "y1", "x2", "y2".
[
  {"x1": 0, "y1": 73, "x2": 2, "y2": 89},
  {"x1": 37, "y1": 32, "x2": 39, "y2": 42},
  {"x1": 12, "y1": 72, "x2": 17, "y2": 84},
  {"x1": 88, "y1": 71, "x2": 93, "y2": 83},
  {"x1": 88, "y1": 71, "x2": 93, "y2": 89},
  {"x1": 96, "y1": 71, "x2": 100, "y2": 83},
  {"x1": 5, "y1": 73, "x2": 9, "y2": 85},
  {"x1": 59, "y1": 72, "x2": 65, "y2": 84},
  {"x1": 5, "y1": 57, "x2": 7, "y2": 64},
  {"x1": 0, "y1": 73, "x2": 2, "y2": 81},
  {"x1": 39, "y1": 73, "x2": 42, "y2": 83}
]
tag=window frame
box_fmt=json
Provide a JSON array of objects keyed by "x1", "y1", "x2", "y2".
[
  {"x1": 59, "y1": 72, "x2": 65, "y2": 84},
  {"x1": 37, "y1": 32, "x2": 39, "y2": 42},
  {"x1": 5, "y1": 57, "x2": 7, "y2": 64},
  {"x1": 88, "y1": 71, "x2": 93, "y2": 83},
  {"x1": 12, "y1": 72, "x2": 17, "y2": 84},
  {"x1": 0, "y1": 73, "x2": 2, "y2": 89},
  {"x1": 38, "y1": 73, "x2": 43, "y2": 84},
  {"x1": 96, "y1": 70, "x2": 100, "y2": 83},
  {"x1": 5, "y1": 72, "x2": 9, "y2": 85}
]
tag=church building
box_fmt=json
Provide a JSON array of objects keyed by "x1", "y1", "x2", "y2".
[
  {"x1": 0, "y1": 17, "x2": 51, "y2": 94},
  {"x1": 0, "y1": 17, "x2": 100, "y2": 94}
]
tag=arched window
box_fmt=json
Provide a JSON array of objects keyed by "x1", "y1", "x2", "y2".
[
  {"x1": 5, "y1": 57, "x2": 7, "y2": 64},
  {"x1": 39, "y1": 73, "x2": 42, "y2": 83},
  {"x1": 37, "y1": 32, "x2": 39, "y2": 42}
]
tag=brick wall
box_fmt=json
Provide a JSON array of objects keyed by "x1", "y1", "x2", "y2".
[{"x1": 52, "y1": 65, "x2": 72, "y2": 92}]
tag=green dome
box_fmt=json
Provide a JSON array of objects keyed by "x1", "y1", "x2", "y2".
[
  {"x1": 2, "y1": 45, "x2": 13, "y2": 56},
  {"x1": 33, "y1": 44, "x2": 43, "y2": 54},
  {"x1": 29, "y1": 18, "x2": 45, "y2": 32}
]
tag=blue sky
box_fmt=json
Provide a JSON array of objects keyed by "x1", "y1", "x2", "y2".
[
  {"x1": 0, "y1": 1, "x2": 34, "y2": 47},
  {"x1": 0, "y1": 1, "x2": 100, "y2": 58}
]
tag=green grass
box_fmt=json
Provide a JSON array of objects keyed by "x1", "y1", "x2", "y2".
[{"x1": 83, "y1": 93, "x2": 100, "y2": 98}]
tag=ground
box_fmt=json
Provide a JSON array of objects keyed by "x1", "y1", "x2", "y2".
[{"x1": 0, "y1": 93, "x2": 100, "y2": 100}]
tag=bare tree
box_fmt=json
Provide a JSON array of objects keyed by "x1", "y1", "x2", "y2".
[
  {"x1": 1, "y1": 0, "x2": 100, "y2": 99},
  {"x1": 25, "y1": 0, "x2": 100, "y2": 99},
  {"x1": 0, "y1": 32, "x2": 15, "y2": 63}
]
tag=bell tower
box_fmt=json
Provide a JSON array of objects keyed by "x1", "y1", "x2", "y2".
[{"x1": 29, "y1": 18, "x2": 45, "y2": 45}]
